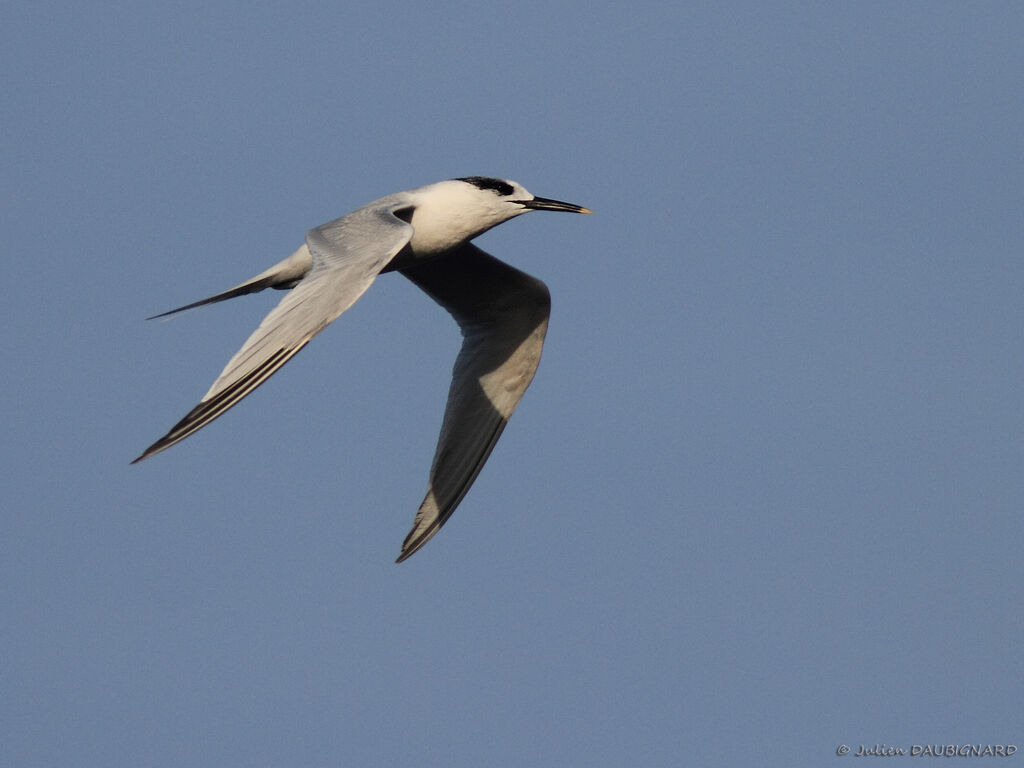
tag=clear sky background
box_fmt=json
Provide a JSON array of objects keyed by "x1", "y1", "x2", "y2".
[{"x1": 3, "y1": 2, "x2": 1022, "y2": 766}]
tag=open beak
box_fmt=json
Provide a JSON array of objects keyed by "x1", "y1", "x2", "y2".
[{"x1": 519, "y1": 196, "x2": 592, "y2": 214}]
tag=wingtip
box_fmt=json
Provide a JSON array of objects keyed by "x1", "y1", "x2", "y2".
[
  {"x1": 131, "y1": 433, "x2": 177, "y2": 464},
  {"x1": 395, "y1": 529, "x2": 428, "y2": 563},
  {"x1": 130, "y1": 445, "x2": 157, "y2": 464},
  {"x1": 394, "y1": 546, "x2": 422, "y2": 564},
  {"x1": 396, "y1": 517, "x2": 433, "y2": 563},
  {"x1": 145, "y1": 303, "x2": 201, "y2": 321},
  {"x1": 144, "y1": 304, "x2": 198, "y2": 321}
]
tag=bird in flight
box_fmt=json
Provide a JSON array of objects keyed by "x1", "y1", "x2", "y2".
[{"x1": 133, "y1": 177, "x2": 590, "y2": 561}]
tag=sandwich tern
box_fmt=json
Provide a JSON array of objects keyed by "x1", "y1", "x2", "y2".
[{"x1": 133, "y1": 177, "x2": 590, "y2": 561}]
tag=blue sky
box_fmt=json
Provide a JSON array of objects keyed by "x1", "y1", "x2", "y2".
[{"x1": 3, "y1": 2, "x2": 1022, "y2": 766}]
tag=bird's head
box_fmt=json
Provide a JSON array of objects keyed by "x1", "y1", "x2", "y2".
[{"x1": 406, "y1": 177, "x2": 590, "y2": 255}]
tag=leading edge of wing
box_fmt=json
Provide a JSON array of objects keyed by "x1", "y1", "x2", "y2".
[{"x1": 132, "y1": 201, "x2": 414, "y2": 463}]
